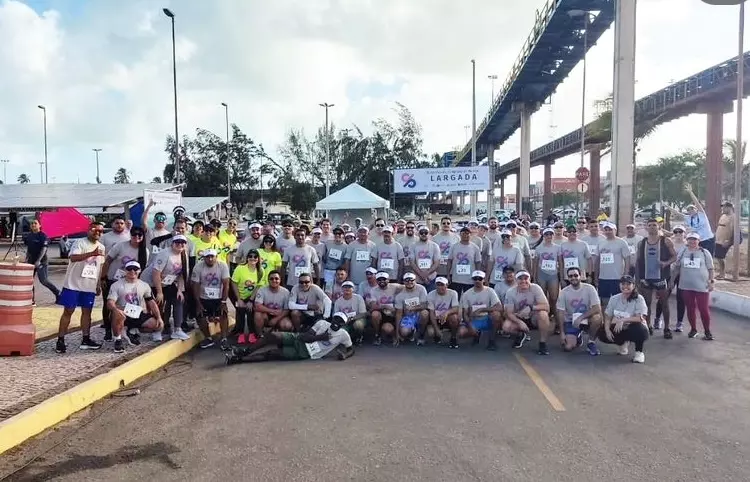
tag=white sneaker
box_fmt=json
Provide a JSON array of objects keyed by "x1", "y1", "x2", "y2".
[
  {"x1": 171, "y1": 330, "x2": 190, "y2": 341},
  {"x1": 632, "y1": 351, "x2": 645, "y2": 364},
  {"x1": 617, "y1": 343, "x2": 629, "y2": 356},
  {"x1": 152, "y1": 332, "x2": 163, "y2": 342}
]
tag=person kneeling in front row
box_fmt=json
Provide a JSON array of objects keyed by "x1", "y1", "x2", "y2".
[
  {"x1": 597, "y1": 275, "x2": 650, "y2": 363},
  {"x1": 393, "y1": 272, "x2": 429, "y2": 347},
  {"x1": 502, "y1": 270, "x2": 551, "y2": 355},
  {"x1": 459, "y1": 270, "x2": 503, "y2": 351},
  {"x1": 225, "y1": 312, "x2": 354, "y2": 364},
  {"x1": 107, "y1": 261, "x2": 164, "y2": 353},
  {"x1": 556, "y1": 267, "x2": 602, "y2": 354}
]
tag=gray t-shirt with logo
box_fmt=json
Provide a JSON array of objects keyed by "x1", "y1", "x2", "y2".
[
  {"x1": 677, "y1": 248, "x2": 714, "y2": 293},
  {"x1": 490, "y1": 244, "x2": 524, "y2": 284},
  {"x1": 409, "y1": 240, "x2": 441, "y2": 282},
  {"x1": 190, "y1": 260, "x2": 231, "y2": 300},
  {"x1": 372, "y1": 241, "x2": 405, "y2": 281},
  {"x1": 394, "y1": 285, "x2": 428, "y2": 310},
  {"x1": 597, "y1": 237, "x2": 631, "y2": 280},
  {"x1": 106, "y1": 240, "x2": 141, "y2": 282},
  {"x1": 427, "y1": 289, "x2": 459, "y2": 315},
  {"x1": 323, "y1": 241, "x2": 348, "y2": 271},
  {"x1": 333, "y1": 293, "x2": 367, "y2": 317},
  {"x1": 460, "y1": 287, "x2": 500, "y2": 318},
  {"x1": 448, "y1": 242, "x2": 482, "y2": 285},
  {"x1": 560, "y1": 240, "x2": 592, "y2": 278},
  {"x1": 282, "y1": 245, "x2": 320, "y2": 285},
  {"x1": 504, "y1": 284, "x2": 547, "y2": 312},
  {"x1": 345, "y1": 240, "x2": 377, "y2": 284},
  {"x1": 432, "y1": 232, "x2": 459, "y2": 276},
  {"x1": 107, "y1": 279, "x2": 154, "y2": 311},
  {"x1": 535, "y1": 242, "x2": 562, "y2": 279},
  {"x1": 605, "y1": 293, "x2": 648, "y2": 320},
  {"x1": 493, "y1": 280, "x2": 516, "y2": 304},
  {"x1": 255, "y1": 286, "x2": 290, "y2": 310},
  {"x1": 556, "y1": 283, "x2": 600, "y2": 322}
]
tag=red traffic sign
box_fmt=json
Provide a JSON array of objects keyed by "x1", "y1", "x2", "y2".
[{"x1": 575, "y1": 167, "x2": 590, "y2": 182}]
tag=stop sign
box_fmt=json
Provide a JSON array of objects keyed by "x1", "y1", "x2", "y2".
[{"x1": 575, "y1": 167, "x2": 590, "y2": 182}]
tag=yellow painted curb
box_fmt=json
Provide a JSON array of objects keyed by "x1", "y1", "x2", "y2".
[{"x1": 0, "y1": 320, "x2": 231, "y2": 456}]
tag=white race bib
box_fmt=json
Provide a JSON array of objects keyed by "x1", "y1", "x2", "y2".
[
  {"x1": 162, "y1": 274, "x2": 177, "y2": 285},
  {"x1": 456, "y1": 264, "x2": 470, "y2": 275},
  {"x1": 683, "y1": 257, "x2": 701, "y2": 269},
  {"x1": 379, "y1": 258, "x2": 395, "y2": 270},
  {"x1": 494, "y1": 269, "x2": 503, "y2": 281},
  {"x1": 294, "y1": 266, "x2": 309, "y2": 278},
  {"x1": 541, "y1": 259, "x2": 557, "y2": 271},
  {"x1": 81, "y1": 264, "x2": 98, "y2": 279},
  {"x1": 355, "y1": 250, "x2": 370, "y2": 262},
  {"x1": 114, "y1": 269, "x2": 126, "y2": 280},
  {"x1": 418, "y1": 258, "x2": 431, "y2": 269},
  {"x1": 587, "y1": 244, "x2": 598, "y2": 255},
  {"x1": 305, "y1": 341, "x2": 322, "y2": 357},
  {"x1": 564, "y1": 257, "x2": 579, "y2": 269},
  {"x1": 628, "y1": 245, "x2": 636, "y2": 255},
  {"x1": 203, "y1": 287, "x2": 220, "y2": 299},
  {"x1": 471, "y1": 304, "x2": 487, "y2": 313},
  {"x1": 323, "y1": 269, "x2": 336, "y2": 283},
  {"x1": 439, "y1": 255, "x2": 448, "y2": 265},
  {"x1": 124, "y1": 303, "x2": 142, "y2": 318},
  {"x1": 328, "y1": 249, "x2": 342, "y2": 261},
  {"x1": 614, "y1": 310, "x2": 630, "y2": 319},
  {"x1": 530, "y1": 249, "x2": 536, "y2": 259},
  {"x1": 600, "y1": 253, "x2": 615, "y2": 264},
  {"x1": 404, "y1": 297, "x2": 420, "y2": 308},
  {"x1": 571, "y1": 312, "x2": 583, "y2": 326}
]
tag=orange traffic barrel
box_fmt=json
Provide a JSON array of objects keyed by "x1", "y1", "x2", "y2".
[{"x1": 0, "y1": 261, "x2": 36, "y2": 356}]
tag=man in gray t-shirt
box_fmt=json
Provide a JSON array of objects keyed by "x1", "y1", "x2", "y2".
[
  {"x1": 556, "y1": 270, "x2": 602, "y2": 352},
  {"x1": 372, "y1": 228, "x2": 405, "y2": 281},
  {"x1": 447, "y1": 229, "x2": 482, "y2": 287},
  {"x1": 345, "y1": 229, "x2": 377, "y2": 285},
  {"x1": 432, "y1": 226, "x2": 459, "y2": 277},
  {"x1": 489, "y1": 231, "x2": 524, "y2": 285},
  {"x1": 561, "y1": 230, "x2": 592, "y2": 279},
  {"x1": 282, "y1": 230, "x2": 320, "y2": 287}
]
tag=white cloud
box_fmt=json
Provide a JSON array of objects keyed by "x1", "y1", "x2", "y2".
[{"x1": 0, "y1": 0, "x2": 747, "y2": 192}]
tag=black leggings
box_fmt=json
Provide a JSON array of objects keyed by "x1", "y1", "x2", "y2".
[
  {"x1": 657, "y1": 277, "x2": 685, "y2": 323},
  {"x1": 160, "y1": 284, "x2": 184, "y2": 332},
  {"x1": 235, "y1": 301, "x2": 254, "y2": 335},
  {"x1": 598, "y1": 322, "x2": 649, "y2": 352},
  {"x1": 101, "y1": 279, "x2": 114, "y2": 332}
]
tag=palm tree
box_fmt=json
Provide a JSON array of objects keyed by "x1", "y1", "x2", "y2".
[
  {"x1": 722, "y1": 139, "x2": 748, "y2": 199},
  {"x1": 113, "y1": 167, "x2": 130, "y2": 184},
  {"x1": 587, "y1": 93, "x2": 662, "y2": 157},
  {"x1": 17, "y1": 173, "x2": 30, "y2": 184}
]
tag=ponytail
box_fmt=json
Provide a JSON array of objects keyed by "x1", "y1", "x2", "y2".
[{"x1": 137, "y1": 238, "x2": 148, "y2": 272}]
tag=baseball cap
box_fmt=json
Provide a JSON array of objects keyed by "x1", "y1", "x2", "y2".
[
  {"x1": 435, "y1": 276, "x2": 449, "y2": 285},
  {"x1": 471, "y1": 270, "x2": 486, "y2": 279},
  {"x1": 342, "y1": 281, "x2": 355, "y2": 288},
  {"x1": 619, "y1": 274, "x2": 635, "y2": 284},
  {"x1": 515, "y1": 270, "x2": 531, "y2": 279},
  {"x1": 332, "y1": 312, "x2": 349, "y2": 324},
  {"x1": 311, "y1": 227, "x2": 322, "y2": 234},
  {"x1": 686, "y1": 232, "x2": 700, "y2": 240},
  {"x1": 542, "y1": 227, "x2": 554, "y2": 235},
  {"x1": 365, "y1": 267, "x2": 378, "y2": 275},
  {"x1": 124, "y1": 260, "x2": 141, "y2": 270},
  {"x1": 382, "y1": 226, "x2": 394, "y2": 233},
  {"x1": 403, "y1": 272, "x2": 417, "y2": 281},
  {"x1": 375, "y1": 272, "x2": 389, "y2": 280},
  {"x1": 203, "y1": 249, "x2": 218, "y2": 257},
  {"x1": 172, "y1": 234, "x2": 188, "y2": 243},
  {"x1": 249, "y1": 223, "x2": 262, "y2": 230}
]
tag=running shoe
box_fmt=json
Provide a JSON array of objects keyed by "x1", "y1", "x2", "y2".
[
  {"x1": 632, "y1": 351, "x2": 645, "y2": 363},
  {"x1": 433, "y1": 334, "x2": 442, "y2": 345},
  {"x1": 152, "y1": 331, "x2": 163, "y2": 342},
  {"x1": 220, "y1": 338, "x2": 230, "y2": 351},
  {"x1": 674, "y1": 321, "x2": 684, "y2": 333},
  {"x1": 537, "y1": 342, "x2": 549, "y2": 356},
  {"x1": 617, "y1": 343, "x2": 629, "y2": 356},
  {"x1": 373, "y1": 335, "x2": 382, "y2": 346},
  {"x1": 663, "y1": 328, "x2": 673, "y2": 340},
  {"x1": 103, "y1": 330, "x2": 113, "y2": 343},
  {"x1": 55, "y1": 337, "x2": 66, "y2": 354},
  {"x1": 704, "y1": 331, "x2": 714, "y2": 341},
  {"x1": 237, "y1": 333, "x2": 247, "y2": 344},
  {"x1": 587, "y1": 341, "x2": 601, "y2": 356},
  {"x1": 199, "y1": 338, "x2": 215, "y2": 349},
  {"x1": 416, "y1": 338, "x2": 425, "y2": 347},
  {"x1": 127, "y1": 330, "x2": 141, "y2": 346},
  {"x1": 653, "y1": 317, "x2": 663, "y2": 331},
  {"x1": 113, "y1": 339, "x2": 124, "y2": 353},
  {"x1": 171, "y1": 330, "x2": 190, "y2": 341},
  {"x1": 513, "y1": 333, "x2": 529, "y2": 349},
  {"x1": 688, "y1": 329, "x2": 698, "y2": 339},
  {"x1": 79, "y1": 337, "x2": 103, "y2": 350},
  {"x1": 448, "y1": 337, "x2": 459, "y2": 349}
]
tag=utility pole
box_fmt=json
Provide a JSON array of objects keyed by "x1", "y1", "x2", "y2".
[
  {"x1": 92, "y1": 148, "x2": 102, "y2": 183},
  {"x1": 0, "y1": 159, "x2": 8, "y2": 184},
  {"x1": 221, "y1": 102, "x2": 231, "y2": 203},
  {"x1": 319, "y1": 102, "x2": 334, "y2": 199}
]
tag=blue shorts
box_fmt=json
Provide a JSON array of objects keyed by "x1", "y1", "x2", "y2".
[
  {"x1": 564, "y1": 322, "x2": 581, "y2": 336},
  {"x1": 470, "y1": 316, "x2": 491, "y2": 332},
  {"x1": 400, "y1": 312, "x2": 419, "y2": 330},
  {"x1": 58, "y1": 288, "x2": 96, "y2": 310},
  {"x1": 598, "y1": 279, "x2": 621, "y2": 299}
]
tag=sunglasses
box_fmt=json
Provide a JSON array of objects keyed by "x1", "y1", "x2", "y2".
[
  {"x1": 404, "y1": 278, "x2": 415, "y2": 282},
  {"x1": 673, "y1": 230, "x2": 684, "y2": 234},
  {"x1": 501, "y1": 235, "x2": 511, "y2": 239},
  {"x1": 131, "y1": 232, "x2": 144, "y2": 237},
  {"x1": 155, "y1": 217, "x2": 167, "y2": 222},
  {"x1": 299, "y1": 280, "x2": 311, "y2": 285},
  {"x1": 247, "y1": 254, "x2": 259, "y2": 259},
  {"x1": 441, "y1": 222, "x2": 451, "y2": 226},
  {"x1": 471, "y1": 277, "x2": 484, "y2": 281},
  {"x1": 125, "y1": 266, "x2": 140, "y2": 272}
]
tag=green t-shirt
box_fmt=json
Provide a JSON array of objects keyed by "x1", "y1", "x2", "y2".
[{"x1": 231, "y1": 264, "x2": 265, "y2": 300}]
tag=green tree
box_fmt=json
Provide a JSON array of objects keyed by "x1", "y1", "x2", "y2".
[
  {"x1": 722, "y1": 139, "x2": 748, "y2": 199},
  {"x1": 589, "y1": 93, "x2": 661, "y2": 156},
  {"x1": 552, "y1": 191, "x2": 578, "y2": 208},
  {"x1": 113, "y1": 167, "x2": 131, "y2": 184},
  {"x1": 17, "y1": 173, "x2": 29, "y2": 184},
  {"x1": 635, "y1": 150, "x2": 705, "y2": 208},
  {"x1": 151, "y1": 176, "x2": 162, "y2": 183}
]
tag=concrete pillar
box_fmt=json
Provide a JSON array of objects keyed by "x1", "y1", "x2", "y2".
[
  {"x1": 487, "y1": 146, "x2": 495, "y2": 216},
  {"x1": 706, "y1": 110, "x2": 725, "y2": 227},
  {"x1": 589, "y1": 148, "x2": 601, "y2": 215},
  {"x1": 516, "y1": 173, "x2": 521, "y2": 214},
  {"x1": 610, "y1": 0, "x2": 637, "y2": 229},
  {"x1": 500, "y1": 177, "x2": 505, "y2": 211},
  {"x1": 518, "y1": 103, "x2": 532, "y2": 215},
  {"x1": 543, "y1": 163, "x2": 553, "y2": 215}
]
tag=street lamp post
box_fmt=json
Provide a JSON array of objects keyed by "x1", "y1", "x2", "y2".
[
  {"x1": 38, "y1": 162, "x2": 44, "y2": 183},
  {"x1": 37, "y1": 105, "x2": 48, "y2": 184},
  {"x1": 0, "y1": 159, "x2": 8, "y2": 184},
  {"x1": 568, "y1": 9, "x2": 592, "y2": 215},
  {"x1": 221, "y1": 102, "x2": 231, "y2": 202},
  {"x1": 319, "y1": 102, "x2": 334, "y2": 200},
  {"x1": 487, "y1": 74, "x2": 498, "y2": 103},
  {"x1": 471, "y1": 59, "x2": 477, "y2": 219},
  {"x1": 163, "y1": 8, "x2": 180, "y2": 185},
  {"x1": 92, "y1": 149, "x2": 102, "y2": 183}
]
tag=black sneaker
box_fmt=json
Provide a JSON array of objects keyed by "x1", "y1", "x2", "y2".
[
  {"x1": 688, "y1": 329, "x2": 698, "y2": 339},
  {"x1": 704, "y1": 331, "x2": 714, "y2": 341},
  {"x1": 449, "y1": 337, "x2": 459, "y2": 349},
  {"x1": 674, "y1": 321, "x2": 684, "y2": 333},
  {"x1": 537, "y1": 342, "x2": 550, "y2": 356},
  {"x1": 553, "y1": 326, "x2": 561, "y2": 335},
  {"x1": 55, "y1": 338, "x2": 66, "y2": 354},
  {"x1": 663, "y1": 328, "x2": 673, "y2": 340},
  {"x1": 648, "y1": 326, "x2": 654, "y2": 336},
  {"x1": 486, "y1": 339, "x2": 497, "y2": 351},
  {"x1": 199, "y1": 338, "x2": 215, "y2": 349},
  {"x1": 433, "y1": 334, "x2": 442, "y2": 345},
  {"x1": 127, "y1": 331, "x2": 141, "y2": 346},
  {"x1": 113, "y1": 339, "x2": 124, "y2": 353},
  {"x1": 513, "y1": 333, "x2": 529, "y2": 349},
  {"x1": 373, "y1": 336, "x2": 382, "y2": 346},
  {"x1": 220, "y1": 338, "x2": 230, "y2": 351},
  {"x1": 103, "y1": 330, "x2": 113, "y2": 343},
  {"x1": 79, "y1": 337, "x2": 103, "y2": 350},
  {"x1": 354, "y1": 335, "x2": 364, "y2": 346},
  {"x1": 472, "y1": 331, "x2": 482, "y2": 345}
]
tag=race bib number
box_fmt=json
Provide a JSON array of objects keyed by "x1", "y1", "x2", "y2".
[
  {"x1": 294, "y1": 266, "x2": 309, "y2": 277},
  {"x1": 629, "y1": 245, "x2": 636, "y2": 255},
  {"x1": 571, "y1": 312, "x2": 583, "y2": 326},
  {"x1": 418, "y1": 258, "x2": 431, "y2": 269},
  {"x1": 356, "y1": 250, "x2": 370, "y2": 262},
  {"x1": 683, "y1": 257, "x2": 701, "y2": 269},
  {"x1": 328, "y1": 249, "x2": 342, "y2": 261},
  {"x1": 471, "y1": 304, "x2": 487, "y2": 313},
  {"x1": 305, "y1": 342, "x2": 322, "y2": 357},
  {"x1": 404, "y1": 297, "x2": 420, "y2": 308},
  {"x1": 456, "y1": 264, "x2": 470, "y2": 275},
  {"x1": 541, "y1": 259, "x2": 556, "y2": 271},
  {"x1": 614, "y1": 310, "x2": 630, "y2": 319},
  {"x1": 152, "y1": 246, "x2": 161, "y2": 254},
  {"x1": 600, "y1": 253, "x2": 615, "y2": 264},
  {"x1": 440, "y1": 255, "x2": 448, "y2": 265},
  {"x1": 203, "y1": 287, "x2": 220, "y2": 299},
  {"x1": 114, "y1": 269, "x2": 126, "y2": 280},
  {"x1": 564, "y1": 257, "x2": 579, "y2": 269},
  {"x1": 530, "y1": 249, "x2": 536, "y2": 259},
  {"x1": 162, "y1": 274, "x2": 177, "y2": 285},
  {"x1": 323, "y1": 269, "x2": 336, "y2": 284},
  {"x1": 587, "y1": 244, "x2": 598, "y2": 255},
  {"x1": 124, "y1": 303, "x2": 142, "y2": 318},
  {"x1": 379, "y1": 258, "x2": 395, "y2": 270},
  {"x1": 494, "y1": 269, "x2": 503, "y2": 281},
  {"x1": 81, "y1": 264, "x2": 98, "y2": 279}
]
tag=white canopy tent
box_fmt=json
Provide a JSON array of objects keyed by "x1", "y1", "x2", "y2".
[{"x1": 315, "y1": 183, "x2": 389, "y2": 225}]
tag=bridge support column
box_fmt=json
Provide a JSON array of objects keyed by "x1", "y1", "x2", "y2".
[
  {"x1": 515, "y1": 174, "x2": 522, "y2": 214},
  {"x1": 589, "y1": 148, "x2": 601, "y2": 216},
  {"x1": 610, "y1": 0, "x2": 637, "y2": 229},
  {"x1": 517, "y1": 103, "x2": 533, "y2": 215},
  {"x1": 487, "y1": 146, "x2": 495, "y2": 217},
  {"x1": 543, "y1": 163, "x2": 552, "y2": 216},
  {"x1": 698, "y1": 101, "x2": 733, "y2": 227},
  {"x1": 500, "y1": 177, "x2": 505, "y2": 212}
]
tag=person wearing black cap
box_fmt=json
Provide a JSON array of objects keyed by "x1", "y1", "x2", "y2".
[{"x1": 599, "y1": 275, "x2": 649, "y2": 363}]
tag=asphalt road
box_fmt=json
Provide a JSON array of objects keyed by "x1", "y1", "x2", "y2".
[{"x1": 2, "y1": 305, "x2": 750, "y2": 482}]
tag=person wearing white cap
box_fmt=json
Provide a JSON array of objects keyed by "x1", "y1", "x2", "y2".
[
  {"x1": 139, "y1": 234, "x2": 190, "y2": 341},
  {"x1": 675, "y1": 232, "x2": 715, "y2": 340},
  {"x1": 503, "y1": 270, "x2": 551, "y2": 355},
  {"x1": 493, "y1": 266, "x2": 517, "y2": 305},
  {"x1": 459, "y1": 270, "x2": 502, "y2": 350},
  {"x1": 634, "y1": 218, "x2": 677, "y2": 338},
  {"x1": 432, "y1": 217, "x2": 460, "y2": 279},
  {"x1": 427, "y1": 277, "x2": 460, "y2": 348},
  {"x1": 367, "y1": 272, "x2": 404, "y2": 346},
  {"x1": 225, "y1": 311, "x2": 354, "y2": 365},
  {"x1": 371, "y1": 226, "x2": 405, "y2": 282},
  {"x1": 556, "y1": 267, "x2": 602, "y2": 354},
  {"x1": 476, "y1": 223, "x2": 493, "y2": 269},
  {"x1": 106, "y1": 261, "x2": 164, "y2": 353},
  {"x1": 395, "y1": 218, "x2": 407, "y2": 236},
  {"x1": 344, "y1": 231, "x2": 356, "y2": 244},
  {"x1": 282, "y1": 228, "x2": 320, "y2": 290},
  {"x1": 289, "y1": 272, "x2": 331, "y2": 331},
  {"x1": 623, "y1": 224, "x2": 643, "y2": 277},
  {"x1": 506, "y1": 221, "x2": 532, "y2": 269},
  {"x1": 595, "y1": 222, "x2": 631, "y2": 306},
  {"x1": 333, "y1": 281, "x2": 367, "y2": 344},
  {"x1": 307, "y1": 228, "x2": 327, "y2": 287},
  {"x1": 393, "y1": 272, "x2": 429, "y2": 346},
  {"x1": 358, "y1": 267, "x2": 379, "y2": 304},
  {"x1": 344, "y1": 227, "x2": 376, "y2": 285},
  {"x1": 409, "y1": 225, "x2": 441, "y2": 291},
  {"x1": 487, "y1": 230, "x2": 524, "y2": 288},
  {"x1": 666, "y1": 184, "x2": 714, "y2": 254},
  {"x1": 325, "y1": 267, "x2": 349, "y2": 302},
  {"x1": 191, "y1": 248, "x2": 231, "y2": 350},
  {"x1": 447, "y1": 227, "x2": 483, "y2": 297},
  {"x1": 236, "y1": 223, "x2": 264, "y2": 264},
  {"x1": 525, "y1": 223, "x2": 542, "y2": 249},
  {"x1": 217, "y1": 218, "x2": 239, "y2": 267},
  {"x1": 533, "y1": 228, "x2": 563, "y2": 323}
]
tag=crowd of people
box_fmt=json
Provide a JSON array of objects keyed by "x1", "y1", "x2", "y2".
[{"x1": 44, "y1": 199, "x2": 719, "y2": 365}]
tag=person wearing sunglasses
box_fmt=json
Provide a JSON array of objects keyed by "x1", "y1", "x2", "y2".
[
  {"x1": 217, "y1": 218, "x2": 239, "y2": 268},
  {"x1": 409, "y1": 225, "x2": 441, "y2": 291},
  {"x1": 333, "y1": 280, "x2": 367, "y2": 344},
  {"x1": 141, "y1": 199, "x2": 171, "y2": 256},
  {"x1": 367, "y1": 272, "x2": 403, "y2": 346},
  {"x1": 282, "y1": 229, "x2": 320, "y2": 290},
  {"x1": 488, "y1": 230, "x2": 524, "y2": 289},
  {"x1": 556, "y1": 267, "x2": 602, "y2": 354},
  {"x1": 276, "y1": 219, "x2": 297, "y2": 256},
  {"x1": 56, "y1": 222, "x2": 107, "y2": 353},
  {"x1": 426, "y1": 277, "x2": 460, "y2": 348},
  {"x1": 289, "y1": 272, "x2": 331, "y2": 332},
  {"x1": 503, "y1": 270, "x2": 551, "y2": 355},
  {"x1": 141, "y1": 235, "x2": 190, "y2": 340},
  {"x1": 100, "y1": 226, "x2": 149, "y2": 341},
  {"x1": 447, "y1": 227, "x2": 483, "y2": 297},
  {"x1": 560, "y1": 227, "x2": 592, "y2": 286},
  {"x1": 322, "y1": 227, "x2": 347, "y2": 288},
  {"x1": 393, "y1": 272, "x2": 429, "y2": 347},
  {"x1": 253, "y1": 270, "x2": 292, "y2": 334},
  {"x1": 258, "y1": 235, "x2": 282, "y2": 274},
  {"x1": 231, "y1": 248, "x2": 266, "y2": 344},
  {"x1": 344, "y1": 227, "x2": 376, "y2": 286},
  {"x1": 192, "y1": 249, "x2": 231, "y2": 350},
  {"x1": 107, "y1": 261, "x2": 164, "y2": 353},
  {"x1": 370, "y1": 217, "x2": 387, "y2": 244},
  {"x1": 459, "y1": 270, "x2": 503, "y2": 350}
]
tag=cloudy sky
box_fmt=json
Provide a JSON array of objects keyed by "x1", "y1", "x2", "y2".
[{"x1": 0, "y1": 0, "x2": 748, "y2": 190}]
